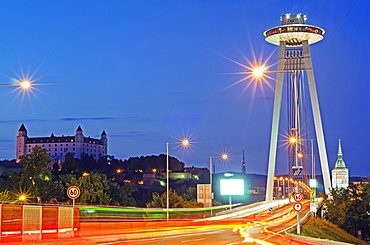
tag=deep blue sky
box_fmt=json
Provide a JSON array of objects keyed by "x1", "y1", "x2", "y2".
[{"x1": 0, "y1": 0, "x2": 368, "y2": 177}]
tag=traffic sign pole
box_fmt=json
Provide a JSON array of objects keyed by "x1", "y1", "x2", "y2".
[
  {"x1": 67, "y1": 186, "x2": 80, "y2": 238},
  {"x1": 293, "y1": 192, "x2": 303, "y2": 235},
  {"x1": 297, "y1": 211, "x2": 301, "y2": 235}
]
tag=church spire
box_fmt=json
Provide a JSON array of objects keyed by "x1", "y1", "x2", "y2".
[
  {"x1": 335, "y1": 139, "x2": 346, "y2": 168},
  {"x1": 242, "y1": 147, "x2": 246, "y2": 174},
  {"x1": 332, "y1": 139, "x2": 349, "y2": 189}
]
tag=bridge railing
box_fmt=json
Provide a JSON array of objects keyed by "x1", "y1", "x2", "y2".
[{"x1": 0, "y1": 204, "x2": 79, "y2": 243}]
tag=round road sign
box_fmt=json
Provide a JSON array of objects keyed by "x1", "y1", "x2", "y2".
[
  {"x1": 293, "y1": 202, "x2": 303, "y2": 212},
  {"x1": 67, "y1": 186, "x2": 80, "y2": 199},
  {"x1": 293, "y1": 192, "x2": 303, "y2": 202}
]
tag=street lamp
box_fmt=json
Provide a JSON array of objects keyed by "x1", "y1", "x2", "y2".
[
  {"x1": 166, "y1": 139, "x2": 190, "y2": 221},
  {"x1": 209, "y1": 153, "x2": 228, "y2": 215},
  {"x1": 0, "y1": 79, "x2": 32, "y2": 89}
]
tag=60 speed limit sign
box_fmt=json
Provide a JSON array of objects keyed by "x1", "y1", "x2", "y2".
[{"x1": 67, "y1": 186, "x2": 80, "y2": 199}]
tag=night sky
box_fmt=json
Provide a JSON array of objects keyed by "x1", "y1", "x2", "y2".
[{"x1": 0, "y1": 0, "x2": 368, "y2": 177}]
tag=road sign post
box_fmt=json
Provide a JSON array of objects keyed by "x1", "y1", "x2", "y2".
[
  {"x1": 293, "y1": 192, "x2": 303, "y2": 235},
  {"x1": 67, "y1": 186, "x2": 80, "y2": 237}
]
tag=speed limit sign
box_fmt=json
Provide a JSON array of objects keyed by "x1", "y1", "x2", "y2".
[
  {"x1": 293, "y1": 192, "x2": 303, "y2": 202},
  {"x1": 67, "y1": 186, "x2": 80, "y2": 199}
]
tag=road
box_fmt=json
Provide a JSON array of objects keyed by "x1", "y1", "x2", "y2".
[
  {"x1": 6, "y1": 199, "x2": 318, "y2": 245},
  {"x1": 98, "y1": 228, "x2": 244, "y2": 245},
  {"x1": 92, "y1": 200, "x2": 313, "y2": 245}
]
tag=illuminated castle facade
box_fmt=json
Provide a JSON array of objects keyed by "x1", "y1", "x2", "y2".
[{"x1": 16, "y1": 124, "x2": 108, "y2": 163}]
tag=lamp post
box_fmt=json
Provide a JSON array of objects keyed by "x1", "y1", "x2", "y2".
[
  {"x1": 279, "y1": 177, "x2": 283, "y2": 197},
  {"x1": 209, "y1": 154, "x2": 228, "y2": 216},
  {"x1": 166, "y1": 139, "x2": 190, "y2": 221},
  {"x1": 0, "y1": 79, "x2": 32, "y2": 89}
]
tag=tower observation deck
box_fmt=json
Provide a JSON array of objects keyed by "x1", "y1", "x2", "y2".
[
  {"x1": 264, "y1": 14, "x2": 325, "y2": 46},
  {"x1": 264, "y1": 14, "x2": 331, "y2": 201}
]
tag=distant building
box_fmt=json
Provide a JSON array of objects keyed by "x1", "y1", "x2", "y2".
[
  {"x1": 332, "y1": 139, "x2": 349, "y2": 189},
  {"x1": 16, "y1": 124, "x2": 108, "y2": 164}
]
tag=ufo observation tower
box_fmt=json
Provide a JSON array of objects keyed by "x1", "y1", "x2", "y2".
[{"x1": 264, "y1": 14, "x2": 331, "y2": 201}]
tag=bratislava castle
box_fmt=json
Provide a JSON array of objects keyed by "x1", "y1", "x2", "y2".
[
  {"x1": 331, "y1": 139, "x2": 349, "y2": 189},
  {"x1": 16, "y1": 124, "x2": 108, "y2": 163}
]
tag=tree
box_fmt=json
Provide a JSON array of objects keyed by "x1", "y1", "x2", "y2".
[
  {"x1": 108, "y1": 182, "x2": 137, "y2": 206},
  {"x1": 61, "y1": 152, "x2": 78, "y2": 174},
  {"x1": 78, "y1": 153, "x2": 97, "y2": 172},
  {"x1": 322, "y1": 181, "x2": 370, "y2": 240},
  {"x1": 19, "y1": 146, "x2": 53, "y2": 202},
  {"x1": 146, "y1": 189, "x2": 184, "y2": 208},
  {"x1": 60, "y1": 172, "x2": 111, "y2": 204},
  {"x1": 176, "y1": 186, "x2": 197, "y2": 201},
  {"x1": 0, "y1": 190, "x2": 11, "y2": 202}
]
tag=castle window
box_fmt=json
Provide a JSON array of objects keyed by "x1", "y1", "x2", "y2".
[
  {"x1": 73, "y1": 148, "x2": 75, "y2": 151},
  {"x1": 60, "y1": 153, "x2": 62, "y2": 156},
  {"x1": 73, "y1": 144, "x2": 75, "y2": 146},
  {"x1": 66, "y1": 144, "x2": 68, "y2": 146},
  {"x1": 49, "y1": 144, "x2": 51, "y2": 147},
  {"x1": 42, "y1": 145, "x2": 44, "y2": 147}
]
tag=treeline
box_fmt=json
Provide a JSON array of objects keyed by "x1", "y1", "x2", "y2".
[
  {"x1": 322, "y1": 181, "x2": 370, "y2": 241},
  {"x1": 61, "y1": 153, "x2": 185, "y2": 174},
  {"x1": 0, "y1": 147, "x2": 202, "y2": 208}
]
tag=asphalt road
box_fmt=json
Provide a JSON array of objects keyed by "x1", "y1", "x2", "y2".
[{"x1": 100, "y1": 228, "x2": 245, "y2": 245}]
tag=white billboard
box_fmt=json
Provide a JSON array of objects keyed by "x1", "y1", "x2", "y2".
[{"x1": 220, "y1": 179, "x2": 244, "y2": 195}]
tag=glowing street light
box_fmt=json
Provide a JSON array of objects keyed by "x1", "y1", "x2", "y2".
[
  {"x1": 289, "y1": 136, "x2": 297, "y2": 144},
  {"x1": 20, "y1": 80, "x2": 31, "y2": 89},
  {"x1": 18, "y1": 194, "x2": 27, "y2": 202},
  {"x1": 209, "y1": 153, "x2": 228, "y2": 215},
  {"x1": 253, "y1": 67, "x2": 265, "y2": 77},
  {"x1": 0, "y1": 79, "x2": 33, "y2": 89},
  {"x1": 251, "y1": 67, "x2": 295, "y2": 78},
  {"x1": 166, "y1": 139, "x2": 190, "y2": 221}
]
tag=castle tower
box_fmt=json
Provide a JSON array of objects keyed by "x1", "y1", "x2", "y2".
[
  {"x1": 16, "y1": 124, "x2": 28, "y2": 162},
  {"x1": 75, "y1": 126, "x2": 84, "y2": 142},
  {"x1": 101, "y1": 130, "x2": 108, "y2": 155},
  {"x1": 332, "y1": 139, "x2": 349, "y2": 188},
  {"x1": 264, "y1": 14, "x2": 331, "y2": 200}
]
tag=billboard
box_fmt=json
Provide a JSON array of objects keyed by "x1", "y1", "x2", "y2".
[{"x1": 220, "y1": 179, "x2": 244, "y2": 195}]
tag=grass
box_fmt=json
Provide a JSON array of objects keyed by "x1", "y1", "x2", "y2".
[{"x1": 287, "y1": 215, "x2": 368, "y2": 245}]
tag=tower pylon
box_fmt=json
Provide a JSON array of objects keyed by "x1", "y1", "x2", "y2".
[{"x1": 264, "y1": 14, "x2": 331, "y2": 201}]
